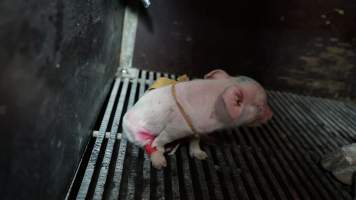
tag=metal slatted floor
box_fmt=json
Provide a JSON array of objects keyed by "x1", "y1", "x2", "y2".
[{"x1": 66, "y1": 69, "x2": 356, "y2": 200}]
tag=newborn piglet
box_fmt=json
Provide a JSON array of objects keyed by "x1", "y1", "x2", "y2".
[{"x1": 123, "y1": 69, "x2": 273, "y2": 169}]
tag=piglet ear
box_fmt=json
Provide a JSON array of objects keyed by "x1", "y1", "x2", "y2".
[
  {"x1": 204, "y1": 69, "x2": 230, "y2": 79},
  {"x1": 222, "y1": 85, "x2": 244, "y2": 120}
]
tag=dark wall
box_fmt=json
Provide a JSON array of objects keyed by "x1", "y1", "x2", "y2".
[
  {"x1": 0, "y1": 0, "x2": 124, "y2": 199},
  {"x1": 133, "y1": 0, "x2": 356, "y2": 101}
]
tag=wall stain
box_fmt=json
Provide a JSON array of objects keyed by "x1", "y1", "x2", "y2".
[
  {"x1": 54, "y1": 0, "x2": 63, "y2": 53},
  {"x1": 278, "y1": 37, "x2": 355, "y2": 100}
]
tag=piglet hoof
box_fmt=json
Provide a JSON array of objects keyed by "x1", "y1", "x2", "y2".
[
  {"x1": 150, "y1": 151, "x2": 167, "y2": 169},
  {"x1": 189, "y1": 149, "x2": 208, "y2": 160}
]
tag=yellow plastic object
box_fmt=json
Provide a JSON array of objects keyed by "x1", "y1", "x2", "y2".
[
  {"x1": 148, "y1": 74, "x2": 190, "y2": 90},
  {"x1": 177, "y1": 74, "x2": 190, "y2": 82}
]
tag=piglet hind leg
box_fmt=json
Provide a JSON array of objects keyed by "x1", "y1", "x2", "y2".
[
  {"x1": 150, "y1": 130, "x2": 173, "y2": 169},
  {"x1": 150, "y1": 148, "x2": 167, "y2": 170},
  {"x1": 189, "y1": 137, "x2": 208, "y2": 160}
]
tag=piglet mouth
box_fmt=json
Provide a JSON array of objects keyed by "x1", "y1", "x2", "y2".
[
  {"x1": 247, "y1": 116, "x2": 271, "y2": 127},
  {"x1": 246, "y1": 119, "x2": 262, "y2": 127}
]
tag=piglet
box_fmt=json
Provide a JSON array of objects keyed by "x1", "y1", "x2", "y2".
[{"x1": 122, "y1": 69, "x2": 273, "y2": 169}]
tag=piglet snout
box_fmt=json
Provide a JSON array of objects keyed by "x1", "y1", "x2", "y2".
[{"x1": 262, "y1": 106, "x2": 273, "y2": 123}]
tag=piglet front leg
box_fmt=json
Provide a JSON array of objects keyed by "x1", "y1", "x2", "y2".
[{"x1": 189, "y1": 137, "x2": 208, "y2": 160}]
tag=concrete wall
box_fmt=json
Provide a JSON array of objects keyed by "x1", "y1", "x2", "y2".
[
  {"x1": 0, "y1": 0, "x2": 124, "y2": 199},
  {"x1": 133, "y1": 0, "x2": 356, "y2": 101}
]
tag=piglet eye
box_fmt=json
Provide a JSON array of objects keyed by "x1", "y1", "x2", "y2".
[{"x1": 236, "y1": 99, "x2": 242, "y2": 106}]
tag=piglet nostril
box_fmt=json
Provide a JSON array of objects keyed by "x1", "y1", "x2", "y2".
[{"x1": 263, "y1": 109, "x2": 273, "y2": 123}]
